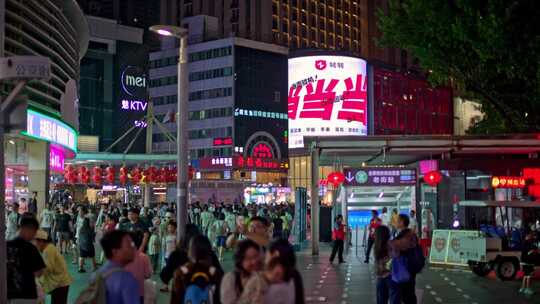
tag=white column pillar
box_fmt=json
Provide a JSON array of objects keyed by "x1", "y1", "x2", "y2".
[{"x1": 27, "y1": 141, "x2": 50, "y2": 214}]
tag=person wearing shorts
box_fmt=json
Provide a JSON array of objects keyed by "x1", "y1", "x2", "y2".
[{"x1": 55, "y1": 206, "x2": 72, "y2": 254}]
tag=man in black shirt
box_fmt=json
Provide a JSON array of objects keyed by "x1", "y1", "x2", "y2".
[
  {"x1": 7, "y1": 216, "x2": 46, "y2": 302},
  {"x1": 120, "y1": 208, "x2": 149, "y2": 251}
]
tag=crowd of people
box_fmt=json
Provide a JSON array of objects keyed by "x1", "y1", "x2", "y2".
[{"x1": 4, "y1": 197, "x2": 302, "y2": 304}]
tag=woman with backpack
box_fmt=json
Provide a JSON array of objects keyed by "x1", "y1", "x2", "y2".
[
  {"x1": 374, "y1": 225, "x2": 400, "y2": 304},
  {"x1": 170, "y1": 235, "x2": 224, "y2": 304},
  {"x1": 220, "y1": 240, "x2": 262, "y2": 304}
]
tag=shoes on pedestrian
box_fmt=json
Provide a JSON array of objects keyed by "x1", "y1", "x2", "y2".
[
  {"x1": 160, "y1": 287, "x2": 169, "y2": 293},
  {"x1": 364, "y1": 260, "x2": 369, "y2": 264},
  {"x1": 519, "y1": 288, "x2": 525, "y2": 293},
  {"x1": 78, "y1": 268, "x2": 86, "y2": 273},
  {"x1": 329, "y1": 259, "x2": 333, "y2": 264},
  {"x1": 524, "y1": 288, "x2": 535, "y2": 295},
  {"x1": 339, "y1": 260, "x2": 346, "y2": 264}
]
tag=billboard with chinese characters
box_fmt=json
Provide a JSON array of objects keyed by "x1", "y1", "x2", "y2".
[{"x1": 288, "y1": 55, "x2": 368, "y2": 148}]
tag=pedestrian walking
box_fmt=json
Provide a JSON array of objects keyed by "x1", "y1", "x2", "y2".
[
  {"x1": 29, "y1": 192, "x2": 38, "y2": 215},
  {"x1": 5, "y1": 202, "x2": 20, "y2": 241},
  {"x1": 77, "y1": 230, "x2": 139, "y2": 304},
  {"x1": 265, "y1": 239, "x2": 305, "y2": 304},
  {"x1": 213, "y1": 212, "x2": 230, "y2": 260},
  {"x1": 238, "y1": 257, "x2": 289, "y2": 304},
  {"x1": 54, "y1": 206, "x2": 72, "y2": 254},
  {"x1": 7, "y1": 216, "x2": 46, "y2": 304},
  {"x1": 329, "y1": 214, "x2": 346, "y2": 264},
  {"x1": 221, "y1": 239, "x2": 262, "y2": 304},
  {"x1": 34, "y1": 230, "x2": 72, "y2": 304},
  {"x1": 365, "y1": 210, "x2": 382, "y2": 263},
  {"x1": 170, "y1": 235, "x2": 224, "y2": 303},
  {"x1": 390, "y1": 214, "x2": 422, "y2": 304},
  {"x1": 374, "y1": 226, "x2": 400, "y2": 304},
  {"x1": 78, "y1": 217, "x2": 97, "y2": 273},
  {"x1": 125, "y1": 232, "x2": 153, "y2": 303},
  {"x1": 148, "y1": 226, "x2": 161, "y2": 272}
]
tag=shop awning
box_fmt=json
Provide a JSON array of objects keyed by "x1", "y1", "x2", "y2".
[
  {"x1": 70, "y1": 153, "x2": 177, "y2": 165},
  {"x1": 301, "y1": 134, "x2": 540, "y2": 166}
]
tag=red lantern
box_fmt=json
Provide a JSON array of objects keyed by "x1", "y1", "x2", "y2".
[
  {"x1": 167, "y1": 167, "x2": 177, "y2": 183},
  {"x1": 106, "y1": 166, "x2": 115, "y2": 184},
  {"x1": 119, "y1": 167, "x2": 128, "y2": 185},
  {"x1": 327, "y1": 172, "x2": 345, "y2": 186},
  {"x1": 64, "y1": 165, "x2": 78, "y2": 184},
  {"x1": 92, "y1": 166, "x2": 103, "y2": 185},
  {"x1": 424, "y1": 170, "x2": 442, "y2": 186},
  {"x1": 131, "y1": 167, "x2": 142, "y2": 184},
  {"x1": 156, "y1": 167, "x2": 167, "y2": 183},
  {"x1": 145, "y1": 166, "x2": 157, "y2": 184},
  {"x1": 79, "y1": 166, "x2": 90, "y2": 184}
]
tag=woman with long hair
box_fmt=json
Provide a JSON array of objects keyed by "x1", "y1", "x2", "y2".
[
  {"x1": 374, "y1": 225, "x2": 400, "y2": 304},
  {"x1": 220, "y1": 239, "x2": 262, "y2": 304},
  {"x1": 170, "y1": 235, "x2": 224, "y2": 303},
  {"x1": 265, "y1": 239, "x2": 305, "y2": 304}
]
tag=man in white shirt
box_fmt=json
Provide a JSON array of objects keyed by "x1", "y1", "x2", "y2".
[{"x1": 380, "y1": 207, "x2": 391, "y2": 227}]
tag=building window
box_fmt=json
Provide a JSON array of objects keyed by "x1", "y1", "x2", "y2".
[
  {"x1": 189, "y1": 46, "x2": 232, "y2": 62},
  {"x1": 189, "y1": 67, "x2": 233, "y2": 82},
  {"x1": 189, "y1": 87, "x2": 233, "y2": 101}
]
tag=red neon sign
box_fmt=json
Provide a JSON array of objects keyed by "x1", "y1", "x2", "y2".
[
  {"x1": 252, "y1": 143, "x2": 273, "y2": 158},
  {"x1": 213, "y1": 137, "x2": 233, "y2": 146}
]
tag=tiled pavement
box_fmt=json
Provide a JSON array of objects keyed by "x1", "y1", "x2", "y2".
[{"x1": 57, "y1": 243, "x2": 539, "y2": 304}]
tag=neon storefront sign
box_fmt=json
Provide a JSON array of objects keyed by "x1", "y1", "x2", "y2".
[
  {"x1": 24, "y1": 109, "x2": 77, "y2": 152},
  {"x1": 49, "y1": 145, "x2": 65, "y2": 172}
]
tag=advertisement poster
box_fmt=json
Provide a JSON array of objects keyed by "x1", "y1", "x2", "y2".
[
  {"x1": 430, "y1": 230, "x2": 450, "y2": 264},
  {"x1": 288, "y1": 55, "x2": 368, "y2": 148}
]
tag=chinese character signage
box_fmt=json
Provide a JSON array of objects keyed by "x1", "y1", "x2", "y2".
[
  {"x1": 25, "y1": 109, "x2": 77, "y2": 152},
  {"x1": 49, "y1": 145, "x2": 65, "y2": 173},
  {"x1": 196, "y1": 156, "x2": 288, "y2": 171},
  {"x1": 288, "y1": 55, "x2": 368, "y2": 148},
  {"x1": 343, "y1": 168, "x2": 416, "y2": 186}
]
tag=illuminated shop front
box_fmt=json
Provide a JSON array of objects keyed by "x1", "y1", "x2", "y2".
[
  {"x1": 5, "y1": 108, "x2": 78, "y2": 210},
  {"x1": 243, "y1": 185, "x2": 291, "y2": 205}
]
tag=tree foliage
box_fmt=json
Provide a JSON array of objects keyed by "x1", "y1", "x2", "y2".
[{"x1": 377, "y1": 0, "x2": 540, "y2": 133}]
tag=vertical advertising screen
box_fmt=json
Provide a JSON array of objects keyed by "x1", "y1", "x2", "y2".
[{"x1": 288, "y1": 55, "x2": 368, "y2": 148}]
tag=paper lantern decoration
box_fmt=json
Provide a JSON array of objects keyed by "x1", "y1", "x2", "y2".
[
  {"x1": 119, "y1": 167, "x2": 128, "y2": 185},
  {"x1": 131, "y1": 167, "x2": 142, "y2": 184},
  {"x1": 145, "y1": 166, "x2": 158, "y2": 184},
  {"x1": 106, "y1": 166, "x2": 115, "y2": 184},
  {"x1": 79, "y1": 166, "x2": 90, "y2": 184},
  {"x1": 327, "y1": 172, "x2": 345, "y2": 186},
  {"x1": 424, "y1": 170, "x2": 442, "y2": 186},
  {"x1": 64, "y1": 165, "x2": 78, "y2": 184},
  {"x1": 92, "y1": 166, "x2": 103, "y2": 185}
]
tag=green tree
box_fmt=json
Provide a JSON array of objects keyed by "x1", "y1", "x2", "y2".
[{"x1": 377, "y1": 0, "x2": 540, "y2": 133}]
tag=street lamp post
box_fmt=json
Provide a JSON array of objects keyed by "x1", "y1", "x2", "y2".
[{"x1": 150, "y1": 25, "x2": 189, "y2": 239}]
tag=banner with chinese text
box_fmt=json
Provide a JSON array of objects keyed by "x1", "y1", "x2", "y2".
[{"x1": 288, "y1": 55, "x2": 368, "y2": 148}]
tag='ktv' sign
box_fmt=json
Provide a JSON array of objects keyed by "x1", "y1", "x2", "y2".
[{"x1": 288, "y1": 55, "x2": 368, "y2": 148}]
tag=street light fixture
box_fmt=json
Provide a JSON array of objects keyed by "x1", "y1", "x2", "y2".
[{"x1": 149, "y1": 25, "x2": 189, "y2": 240}]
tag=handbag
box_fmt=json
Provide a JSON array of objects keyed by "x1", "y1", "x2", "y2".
[{"x1": 391, "y1": 255, "x2": 411, "y2": 283}]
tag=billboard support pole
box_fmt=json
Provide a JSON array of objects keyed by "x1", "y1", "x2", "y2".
[{"x1": 311, "y1": 144, "x2": 320, "y2": 255}]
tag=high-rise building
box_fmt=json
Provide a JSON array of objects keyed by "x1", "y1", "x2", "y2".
[
  {"x1": 78, "y1": 16, "x2": 148, "y2": 153},
  {"x1": 160, "y1": 0, "x2": 406, "y2": 67},
  {"x1": 2, "y1": 0, "x2": 88, "y2": 209},
  {"x1": 149, "y1": 17, "x2": 289, "y2": 203}
]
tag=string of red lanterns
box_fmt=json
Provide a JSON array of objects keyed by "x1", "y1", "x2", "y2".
[{"x1": 63, "y1": 165, "x2": 182, "y2": 185}]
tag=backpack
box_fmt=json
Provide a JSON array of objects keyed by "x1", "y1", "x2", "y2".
[
  {"x1": 74, "y1": 268, "x2": 122, "y2": 304},
  {"x1": 405, "y1": 244, "x2": 425, "y2": 274},
  {"x1": 181, "y1": 264, "x2": 216, "y2": 304}
]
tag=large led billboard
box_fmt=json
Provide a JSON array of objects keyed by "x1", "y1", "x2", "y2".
[{"x1": 288, "y1": 55, "x2": 368, "y2": 148}]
